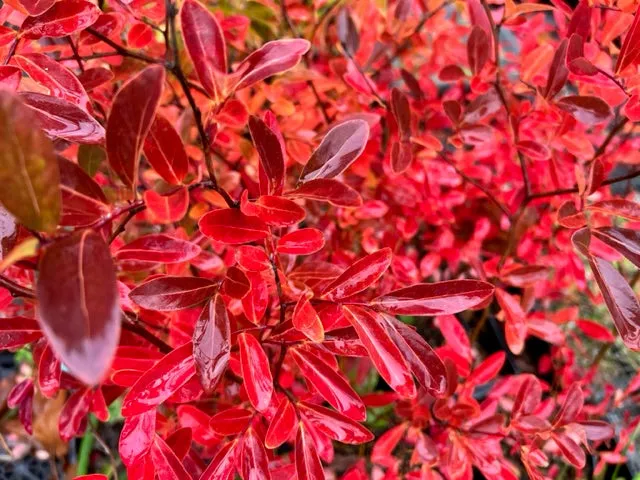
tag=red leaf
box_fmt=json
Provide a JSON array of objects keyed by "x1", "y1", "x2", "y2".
[
  {"x1": 119, "y1": 410, "x2": 155, "y2": 467},
  {"x1": 513, "y1": 375, "x2": 542, "y2": 418},
  {"x1": 236, "y1": 245, "x2": 270, "y2": 272},
  {"x1": 127, "y1": 22, "x2": 153, "y2": 48},
  {"x1": 231, "y1": 39, "x2": 310, "y2": 92},
  {"x1": 587, "y1": 199, "x2": 640, "y2": 221},
  {"x1": 298, "y1": 401, "x2": 374, "y2": 444},
  {"x1": 241, "y1": 194, "x2": 306, "y2": 226},
  {"x1": 467, "y1": 26, "x2": 490, "y2": 75},
  {"x1": 193, "y1": 295, "x2": 230, "y2": 393},
  {"x1": 556, "y1": 95, "x2": 612, "y2": 125},
  {"x1": 144, "y1": 188, "x2": 189, "y2": 224},
  {"x1": 285, "y1": 179, "x2": 363, "y2": 207},
  {"x1": 37, "y1": 230, "x2": 119, "y2": 385},
  {"x1": 180, "y1": 0, "x2": 226, "y2": 100},
  {"x1": 150, "y1": 434, "x2": 191, "y2": 480},
  {"x1": 241, "y1": 271, "x2": 269, "y2": 325},
  {"x1": 495, "y1": 288, "x2": 527, "y2": 355},
  {"x1": 467, "y1": 352, "x2": 505, "y2": 385},
  {"x1": 0, "y1": 317, "x2": 42, "y2": 349},
  {"x1": 59, "y1": 387, "x2": 92, "y2": 441},
  {"x1": 321, "y1": 248, "x2": 392, "y2": 301},
  {"x1": 14, "y1": 54, "x2": 90, "y2": 110},
  {"x1": 265, "y1": 398, "x2": 298, "y2": 448},
  {"x1": 390, "y1": 88, "x2": 411, "y2": 139},
  {"x1": 615, "y1": 3, "x2": 640, "y2": 74},
  {"x1": 296, "y1": 423, "x2": 324, "y2": 480},
  {"x1": 143, "y1": 114, "x2": 189, "y2": 185},
  {"x1": 557, "y1": 200, "x2": 587, "y2": 229},
  {"x1": 19, "y1": 0, "x2": 56, "y2": 15},
  {"x1": 291, "y1": 347, "x2": 365, "y2": 420},
  {"x1": 0, "y1": 66, "x2": 21, "y2": 90},
  {"x1": 129, "y1": 276, "x2": 217, "y2": 311},
  {"x1": 544, "y1": 38, "x2": 569, "y2": 99},
  {"x1": 576, "y1": 319, "x2": 615, "y2": 342},
  {"x1": 292, "y1": 296, "x2": 325, "y2": 342},
  {"x1": 238, "y1": 332, "x2": 274, "y2": 411},
  {"x1": 116, "y1": 234, "x2": 200, "y2": 264},
  {"x1": 381, "y1": 315, "x2": 447, "y2": 396},
  {"x1": 37, "y1": 343, "x2": 60, "y2": 398},
  {"x1": 210, "y1": 407, "x2": 253, "y2": 436},
  {"x1": 121, "y1": 342, "x2": 196, "y2": 416},
  {"x1": 553, "y1": 383, "x2": 583, "y2": 426},
  {"x1": 242, "y1": 429, "x2": 273, "y2": 480},
  {"x1": 78, "y1": 67, "x2": 114, "y2": 92},
  {"x1": 592, "y1": 227, "x2": 640, "y2": 268},
  {"x1": 573, "y1": 229, "x2": 640, "y2": 350},
  {"x1": 20, "y1": 92, "x2": 104, "y2": 144},
  {"x1": 222, "y1": 266, "x2": 251, "y2": 299},
  {"x1": 199, "y1": 441, "x2": 238, "y2": 480},
  {"x1": 553, "y1": 431, "x2": 586, "y2": 468},
  {"x1": 20, "y1": 0, "x2": 100, "y2": 38},
  {"x1": 277, "y1": 229, "x2": 325, "y2": 255},
  {"x1": 516, "y1": 140, "x2": 550, "y2": 161},
  {"x1": 199, "y1": 208, "x2": 269, "y2": 244},
  {"x1": 336, "y1": 8, "x2": 360, "y2": 56},
  {"x1": 301, "y1": 120, "x2": 370, "y2": 182},
  {"x1": 342, "y1": 306, "x2": 416, "y2": 398},
  {"x1": 107, "y1": 64, "x2": 165, "y2": 189},
  {"x1": 249, "y1": 116, "x2": 285, "y2": 195},
  {"x1": 370, "y1": 280, "x2": 495, "y2": 316}
]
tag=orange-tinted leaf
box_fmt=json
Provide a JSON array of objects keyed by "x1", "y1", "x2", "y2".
[
  {"x1": 37, "y1": 230, "x2": 119, "y2": 385},
  {"x1": 107, "y1": 64, "x2": 165, "y2": 189},
  {"x1": 292, "y1": 296, "x2": 324, "y2": 342},
  {"x1": 20, "y1": 0, "x2": 100, "y2": 38},
  {"x1": 615, "y1": 3, "x2": 640, "y2": 74},
  {"x1": 495, "y1": 288, "x2": 527, "y2": 355},
  {"x1": 587, "y1": 199, "x2": 640, "y2": 221},
  {"x1": 557, "y1": 200, "x2": 587, "y2": 229},
  {"x1": 193, "y1": 295, "x2": 230, "y2": 392},
  {"x1": 115, "y1": 234, "x2": 201, "y2": 264},
  {"x1": 144, "y1": 187, "x2": 189, "y2": 224},
  {"x1": 241, "y1": 194, "x2": 305, "y2": 226}
]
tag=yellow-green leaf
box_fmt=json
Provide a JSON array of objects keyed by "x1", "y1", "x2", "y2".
[{"x1": 0, "y1": 92, "x2": 60, "y2": 232}]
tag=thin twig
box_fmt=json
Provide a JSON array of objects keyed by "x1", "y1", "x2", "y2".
[
  {"x1": 86, "y1": 28, "x2": 162, "y2": 64},
  {"x1": 0, "y1": 275, "x2": 35, "y2": 299},
  {"x1": 121, "y1": 313, "x2": 172, "y2": 353},
  {"x1": 65, "y1": 37, "x2": 85, "y2": 72}
]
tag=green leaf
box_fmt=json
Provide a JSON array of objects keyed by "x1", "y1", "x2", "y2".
[
  {"x1": 0, "y1": 92, "x2": 60, "y2": 232},
  {"x1": 78, "y1": 144, "x2": 106, "y2": 177}
]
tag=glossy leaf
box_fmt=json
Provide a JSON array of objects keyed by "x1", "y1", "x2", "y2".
[
  {"x1": 342, "y1": 306, "x2": 415, "y2": 398},
  {"x1": 210, "y1": 407, "x2": 253, "y2": 436},
  {"x1": 322, "y1": 248, "x2": 392, "y2": 301},
  {"x1": 615, "y1": 4, "x2": 640, "y2": 74},
  {"x1": 150, "y1": 434, "x2": 192, "y2": 480},
  {"x1": 265, "y1": 398, "x2": 298, "y2": 448},
  {"x1": 199, "y1": 441, "x2": 238, "y2": 480},
  {"x1": 241, "y1": 195, "x2": 306, "y2": 226},
  {"x1": 0, "y1": 91, "x2": 60, "y2": 232},
  {"x1": 298, "y1": 401, "x2": 374, "y2": 444},
  {"x1": 119, "y1": 410, "x2": 155, "y2": 467},
  {"x1": 129, "y1": 276, "x2": 217, "y2": 311},
  {"x1": 115, "y1": 234, "x2": 201, "y2": 264},
  {"x1": 277, "y1": 228, "x2": 325, "y2": 255},
  {"x1": 249, "y1": 115, "x2": 285, "y2": 195},
  {"x1": 296, "y1": 423, "x2": 324, "y2": 480},
  {"x1": 238, "y1": 332, "x2": 274, "y2": 411},
  {"x1": 143, "y1": 114, "x2": 189, "y2": 185},
  {"x1": 592, "y1": 227, "x2": 640, "y2": 268},
  {"x1": 291, "y1": 347, "x2": 365, "y2": 420},
  {"x1": 556, "y1": 95, "x2": 612, "y2": 125},
  {"x1": 292, "y1": 296, "x2": 325, "y2": 342},
  {"x1": 107, "y1": 64, "x2": 165, "y2": 189},
  {"x1": 193, "y1": 295, "x2": 230, "y2": 393},
  {"x1": 199, "y1": 208, "x2": 269, "y2": 244},
  {"x1": 301, "y1": 120, "x2": 370, "y2": 182},
  {"x1": 370, "y1": 280, "x2": 495, "y2": 316},
  {"x1": 20, "y1": 0, "x2": 100, "y2": 38},
  {"x1": 241, "y1": 428, "x2": 271, "y2": 480},
  {"x1": 144, "y1": 188, "x2": 189, "y2": 224},
  {"x1": 232, "y1": 39, "x2": 310, "y2": 92},
  {"x1": 37, "y1": 230, "x2": 119, "y2": 385},
  {"x1": 285, "y1": 179, "x2": 363, "y2": 207},
  {"x1": 121, "y1": 342, "x2": 196, "y2": 416},
  {"x1": 180, "y1": 0, "x2": 227, "y2": 100},
  {"x1": 0, "y1": 317, "x2": 42, "y2": 349},
  {"x1": 587, "y1": 199, "x2": 640, "y2": 222}
]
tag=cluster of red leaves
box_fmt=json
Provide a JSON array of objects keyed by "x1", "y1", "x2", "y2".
[{"x1": 0, "y1": 0, "x2": 639, "y2": 478}]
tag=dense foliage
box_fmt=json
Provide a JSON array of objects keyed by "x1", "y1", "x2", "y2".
[{"x1": 0, "y1": 0, "x2": 639, "y2": 478}]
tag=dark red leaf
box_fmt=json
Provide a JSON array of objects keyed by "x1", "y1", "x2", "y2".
[
  {"x1": 129, "y1": 276, "x2": 217, "y2": 311},
  {"x1": 0, "y1": 317, "x2": 42, "y2": 349},
  {"x1": 371, "y1": 280, "x2": 495, "y2": 316},
  {"x1": 115, "y1": 234, "x2": 201, "y2": 264},
  {"x1": 592, "y1": 227, "x2": 640, "y2": 268},
  {"x1": 249, "y1": 115, "x2": 285, "y2": 195},
  {"x1": 241, "y1": 194, "x2": 306, "y2": 226},
  {"x1": 298, "y1": 401, "x2": 374, "y2": 444},
  {"x1": 285, "y1": 179, "x2": 363, "y2": 207},
  {"x1": 58, "y1": 387, "x2": 92, "y2": 441},
  {"x1": 193, "y1": 295, "x2": 230, "y2": 393},
  {"x1": 467, "y1": 26, "x2": 490, "y2": 75},
  {"x1": 37, "y1": 230, "x2": 119, "y2": 385},
  {"x1": 107, "y1": 64, "x2": 165, "y2": 189},
  {"x1": 615, "y1": 4, "x2": 640, "y2": 74},
  {"x1": 301, "y1": 120, "x2": 370, "y2": 182},
  {"x1": 37, "y1": 343, "x2": 60, "y2": 398},
  {"x1": 556, "y1": 95, "x2": 612, "y2": 125},
  {"x1": 180, "y1": 0, "x2": 226, "y2": 100},
  {"x1": 231, "y1": 39, "x2": 310, "y2": 92},
  {"x1": 544, "y1": 38, "x2": 569, "y2": 99},
  {"x1": 19, "y1": 0, "x2": 56, "y2": 15},
  {"x1": 336, "y1": 8, "x2": 360, "y2": 57}
]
